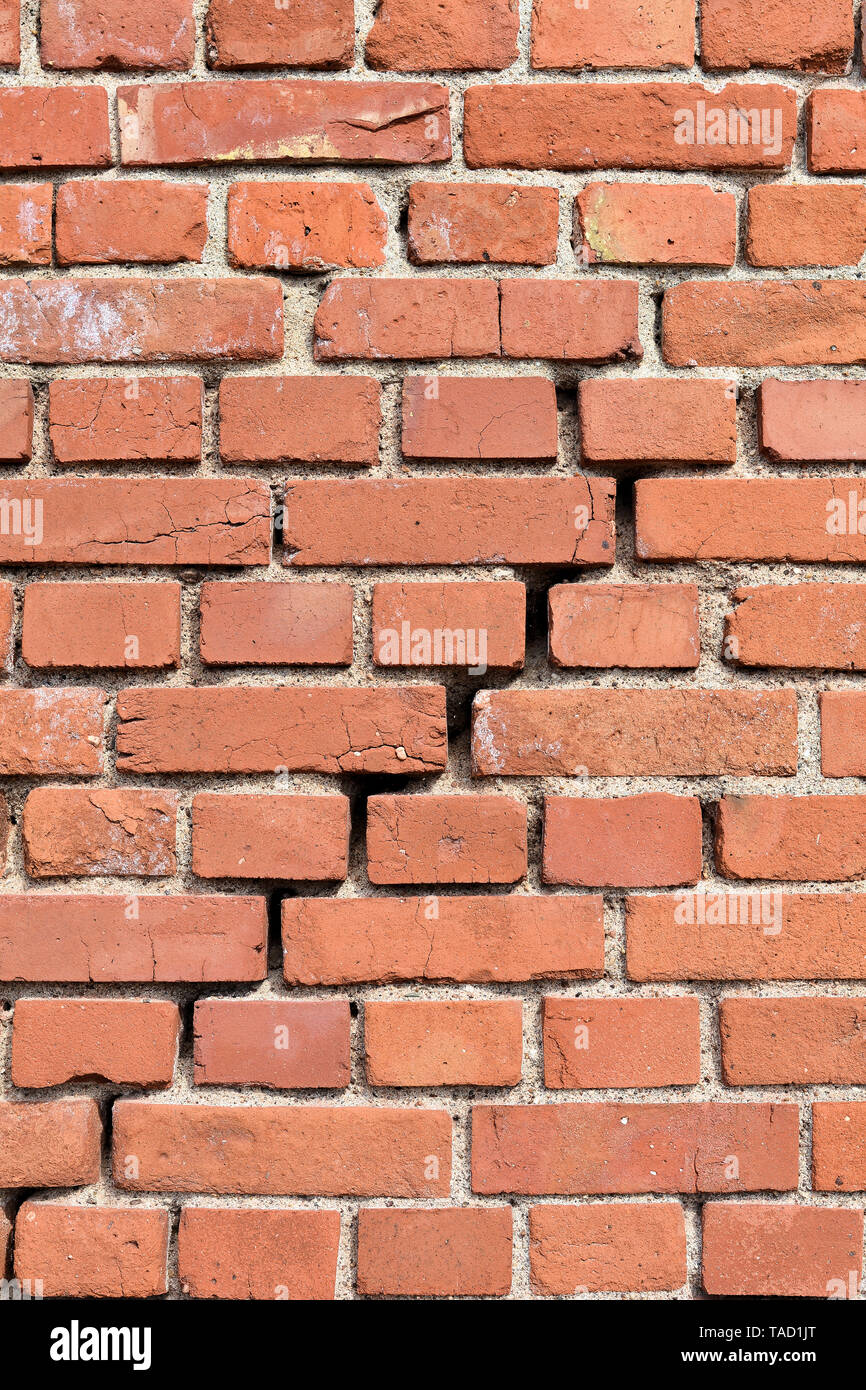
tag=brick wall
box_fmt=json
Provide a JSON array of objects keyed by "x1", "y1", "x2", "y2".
[{"x1": 1, "y1": 0, "x2": 866, "y2": 1301}]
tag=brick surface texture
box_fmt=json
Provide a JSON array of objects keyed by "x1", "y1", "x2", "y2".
[{"x1": 0, "y1": 0, "x2": 864, "y2": 1308}]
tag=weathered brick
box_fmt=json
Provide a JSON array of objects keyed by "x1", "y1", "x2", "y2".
[
  {"x1": 365, "y1": 1000, "x2": 523, "y2": 1087},
  {"x1": 702, "y1": 1204, "x2": 863, "y2": 1298},
  {"x1": 464, "y1": 83, "x2": 796, "y2": 171},
  {"x1": 812, "y1": 1102, "x2": 866, "y2": 1190},
  {"x1": 543, "y1": 997, "x2": 701, "y2": 1089},
  {"x1": 499, "y1": 279, "x2": 641, "y2": 361},
  {"x1": 0, "y1": 1099, "x2": 101, "y2": 1187},
  {"x1": 472, "y1": 1102, "x2": 798, "y2": 1194},
  {"x1": 530, "y1": 1203, "x2": 687, "y2": 1294},
  {"x1": 402, "y1": 376, "x2": 558, "y2": 460},
  {"x1": 192, "y1": 793, "x2": 349, "y2": 879},
  {"x1": 15, "y1": 1203, "x2": 169, "y2": 1298},
  {"x1": 193, "y1": 999, "x2": 350, "y2": 1088},
  {"x1": 113, "y1": 1102, "x2": 451, "y2": 1196},
  {"x1": 282, "y1": 895, "x2": 604, "y2": 985},
  {"x1": 0, "y1": 895, "x2": 267, "y2": 983},
  {"x1": 746, "y1": 185, "x2": 866, "y2": 267},
  {"x1": 41, "y1": 0, "x2": 195, "y2": 69},
  {"x1": 717, "y1": 794, "x2": 866, "y2": 882},
  {"x1": 0, "y1": 87, "x2": 110, "y2": 169},
  {"x1": 228, "y1": 181, "x2": 386, "y2": 270},
  {"x1": 314, "y1": 278, "x2": 500, "y2": 360},
  {"x1": 206, "y1": 0, "x2": 354, "y2": 69},
  {"x1": 199, "y1": 581, "x2": 353, "y2": 666},
  {"x1": 760, "y1": 379, "x2": 866, "y2": 461},
  {"x1": 367, "y1": 794, "x2": 527, "y2": 885},
  {"x1": 700, "y1": 0, "x2": 853, "y2": 72},
  {"x1": 532, "y1": 0, "x2": 694, "y2": 69},
  {"x1": 23, "y1": 582, "x2": 181, "y2": 669},
  {"x1": 373, "y1": 580, "x2": 525, "y2": 671},
  {"x1": 543, "y1": 794, "x2": 702, "y2": 888},
  {"x1": 575, "y1": 182, "x2": 736, "y2": 266},
  {"x1": 727, "y1": 584, "x2": 866, "y2": 671},
  {"x1": 549, "y1": 584, "x2": 700, "y2": 669},
  {"x1": 720, "y1": 997, "x2": 866, "y2": 1085},
  {"x1": 219, "y1": 376, "x2": 380, "y2": 465},
  {"x1": 472, "y1": 688, "x2": 797, "y2": 776},
  {"x1": 809, "y1": 89, "x2": 866, "y2": 172},
  {"x1": 0, "y1": 278, "x2": 282, "y2": 363},
  {"x1": 578, "y1": 378, "x2": 736, "y2": 466},
  {"x1": 408, "y1": 182, "x2": 558, "y2": 265},
  {"x1": 822, "y1": 691, "x2": 866, "y2": 777},
  {"x1": 0, "y1": 183, "x2": 52, "y2": 265},
  {"x1": 0, "y1": 379, "x2": 33, "y2": 459},
  {"x1": 0, "y1": 688, "x2": 105, "y2": 776},
  {"x1": 283, "y1": 478, "x2": 615, "y2": 566},
  {"x1": 117, "y1": 686, "x2": 447, "y2": 774},
  {"x1": 0, "y1": 0, "x2": 18, "y2": 66},
  {"x1": 366, "y1": 0, "x2": 519, "y2": 71},
  {"x1": 56, "y1": 180, "x2": 208, "y2": 264},
  {"x1": 663, "y1": 280, "x2": 866, "y2": 366},
  {"x1": 357, "y1": 1208, "x2": 513, "y2": 1297},
  {"x1": 0, "y1": 583, "x2": 11, "y2": 670},
  {"x1": 11, "y1": 999, "x2": 180, "y2": 1087},
  {"x1": 49, "y1": 377, "x2": 202, "y2": 464},
  {"x1": 178, "y1": 1207, "x2": 341, "y2": 1300},
  {"x1": 119, "y1": 81, "x2": 451, "y2": 165},
  {"x1": 22, "y1": 787, "x2": 177, "y2": 877}
]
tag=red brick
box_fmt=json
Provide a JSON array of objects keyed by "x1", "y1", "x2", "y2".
[
  {"x1": 206, "y1": 0, "x2": 354, "y2": 69},
  {"x1": 228, "y1": 180, "x2": 385, "y2": 271},
  {"x1": 0, "y1": 277, "x2": 282, "y2": 363},
  {"x1": 179, "y1": 1207, "x2": 341, "y2": 1300},
  {"x1": 575, "y1": 181, "x2": 735, "y2": 266},
  {"x1": 822, "y1": 691, "x2": 866, "y2": 777},
  {"x1": 113, "y1": 1102, "x2": 451, "y2": 1196},
  {"x1": 23, "y1": 582, "x2": 181, "y2": 669},
  {"x1": 727, "y1": 584, "x2": 866, "y2": 671},
  {"x1": 366, "y1": 0, "x2": 518, "y2": 71},
  {"x1": 22, "y1": 788, "x2": 177, "y2": 878},
  {"x1": 746, "y1": 185, "x2": 866, "y2": 268},
  {"x1": 809, "y1": 90, "x2": 866, "y2": 173},
  {"x1": 813, "y1": 1103, "x2": 866, "y2": 1190},
  {"x1": 219, "y1": 376, "x2": 380, "y2": 465},
  {"x1": 0, "y1": 1099, "x2": 101, "y2": 1187},
  {"x1": 192, "y1": 793, "x2": 349, "y2": 880},
  {"x1": 11, "y1": 999, "x2": 180, "y2": 1087},
  {"x1": 282, "y1": 895, "x2": 604, "y2": 986},
  {"x1": 358, "y1": 1208, "x2": 513, "y2": 1297},
  {"x1": 472, "y1": 688, "x2": 797, "y2": 776},
  {"x1": 543, "y1": 794, "x2": 702, "y2": 888},
  {"x1": 0, "y1": 87, "x2": 110, "y2": 170},
  {"x1": 0, "y1": 379, "x2": 33, "y2": 459},
  {"x1": 56, "y1": 180, "x2": 208, "y2": 264},
  {"x1": 0, "y1": 0, "x2": 18, "y2": 66},
  {"x1": 0, "y1": 688, "x2": 105, "y2": 776},
  {"x1": 117, "y1": 686, "x2": 447, "y2": 774},
  {"x1": 472, "y1": 1102, "x2": 798, "y2": 1194},
  {"x1": 408, "y1": 181, "x2": 558, "y2": 265},
  {"x1": 193, "y1": 999, "x2": 350, "y2": 1089},
  {"x1": 41, "y1": 0, "x2": 194, "y2": 69},
  {"x1": 717, "y1": 794, "x2": 866, "y2": 883},
  {"x1": 0, "y1": 183, "x2": 52, "y2": 265},
  {"x1": 373, "y1": 580, "x2": 525, "y2": 671},
  {"x1": 578, "y1": 378, "x2": 735, "y2": 467},
  {"x1": 530, "y1": 1203, "x2": 687, "y2": 1294},
  {"x1": 0, "y1": 479, "x2": 270, "y2": 565},
  {"x1": 283, "y1": 477, "x2": 615, "y2": 566},
  {"x1": 367, "y1": 794, "x2": 526, "y2": 885},
  {"x1": 702, "y1": 1204, "x2": 863, "y2": 1298},
  {"x1": 314, "y1": 278, "x2": 500, "y2": 360},
  {"x1": 701, "y1": 0, "x2": 853, "y2": 72},
  {"x1": 760, "y1": 380, "x2": 866, "y2": 462},
  {"x1": 50, "y1": 377, "x2": 202, "y2": 465},
  {"x1": 402, "y1": 376, "x2": 558, "y2": 461},
  {"x1": 199, "y1": 581, "x2": 353, "y2": 666},
  {"x1": 119, "y1": 81, "x2": 451, "y2": 166},
  {"x1": 0, "y1": 895, "x2": 267, "y2": 983},
  {"x1": 664, "y1": 280, "x2": 866, "y2": 367},
  {"x1": 720, "y1": 997, "x2": 866, "y2": 1085},
  {"x1": 500, "y1": 279, "x2": 641, "y2": 361},
  {"x1": 15, "y1": 1203, "x2": 169, "y2": 1298},
  {"x1": 464, "y1": 83, "x2": 796, "y2": 171},
  {"x1": 543, "y1": 997, "x2": 701, "y2": 1089},
  {"x1": 549, "y1": 584, "x2": 700, "y2": 669},
  {"x1": 626, "y1": 892, "x2": 866, "y2": 981},
  {"x1": 365, "y1": 1000, "x2": 523, "y2": 1087},
  {"x1": 636, "y1": 478, "x2": 866, "y2": 563},
  {"x1": 532, "y1": 0, "x2": 694, "y2": 69}
]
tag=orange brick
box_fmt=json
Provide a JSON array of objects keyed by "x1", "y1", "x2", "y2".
[
  {"x1": 0, "y1": 379, "x2": 33, "y2": 460},
  {"x1": 228, "y1": 181, "x2": 386, "y2": 270},
  {"x1": 0, "y1": 184, "x2": 51, "y2": 265},
  {"x1": 0, "y1": 0, "x2": 18, "y2": 66},
  {"x1": 41, "y1": 0, "x2": 195, "y2": 68},
  {"x1": 760, "y1": 380, "x2": 866, "y2": 461},
  {"x1": 532, "y1": 0, "x2": 694, "y2": 69},
  {"x1": 499, "y1": 279, "x2": 641, "y2": 361},
  {"x1": 358, "y1": 1208, "x2": 513, "y2": 1297},
  {"x1": 219, "y1": 376, "x2": 380, "y2": 465},
  {"x1": 530, "y1": 1203, "x2": 687, "y2": 1294},
  {"x1": 315, "y1": 278, "x2": 500, "y2": 360},
  {"x1": 746, "y1": 185, "x2": 866, "y2": 267},
  {"x1": 56, "y1": 179, "x2": 207, "y2": 264},
  {"x1": 543, "y1": 997, "x2": 701, "y2": 1088},
  {"x1": 549, "y1": 584, "x2": 700, "y2": 669},
  {"x1": 575, "y1": 182, "x2": 736, "y2": 266},
  {"x1": 809, "y1": 89, "x2": 866, "y2": 173},
  {"x1": 191, "y1": 793, "x2": 349, "y2": 880},
  {"x1": 702, "y1": 1204, "x2": 863, "y2": 1298},
  {"x1": 0, "y1": 688, "x2": 105, "y2": 776},
  {"x1": 700, "y1": 0, "x2": 853, "y2": 72},
  {"x1": 11, "y1": 999, "x2": 179, "y2": 1088},
  {"x1": 366, "y1": 794, "x2": 527, "y2": 885},
  {"x1": 15, "y1": 1203, "x2": 170, "y2": 1298},
  {"x1": 813, "y1": 1102, "x2": 866, "y2": 1190},
  {"x1": 0, "y1": 1099, "x2": 101, "y2": 1188},
  {"x1": 179, "y1": 1207, "x2": 341, "y2": 1300},
  {"x1": 373, "y1": 580, "x2": 525, "y2": 671},
  {"x1": 543, "y1": 794, "x2": 702, "y2": 888},
  {"x1": 727, "y1": 584, "x2": 866, "y2": 671},
  {"x1": 822, "y1": 691, "x2": 866, "y2": 777},
  {"x1": 49, "y1": 377, "x2": 202, "y2": 464},
  {"x1": 402, "y1": 376, "x2": 558, "y2": 460},
  {"x1": 193, "y1": 999, "x2": 350, "y2": 1089},
  {"x1": 206, "y1": 0, "x2": 354, "y2": 69},
  {"x1": 578, "y1": 378, "x2": 736, "y2": 466},
  {"x1": 23, "y1": 582, "x2": 181, "y2": 669},
  {"x1": 717, "y1": 794, "x2": 866, "y2": 882},
  {"x1": 0, "y1": 87, "x2": 110, "y2": 170},
  {"x1": 199, "y1": 581, "x2": 353, "y2": 666},
  {"x1": 365, "y1": 1000, "x2": 523, "y2": 1086},
  {"x1": 22, "y1": 788, "x2": 178, "y2": 877},
  {"x1": 720, "y1": 997, "x2": 866, "y2": 1085},
  {"x1": 408, "y1": 182, "x2": 558, "y2": 265},
  {"x1": 366, "y1": 0, "x2": 519, "y2": 71},
  {"x1": 664, "y1": 280, "x2": 866, "y2": 367}
]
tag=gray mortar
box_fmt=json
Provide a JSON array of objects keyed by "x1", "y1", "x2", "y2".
[{"x1": 1, "y1": 0, "x2": 866, "y2": 1301}]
